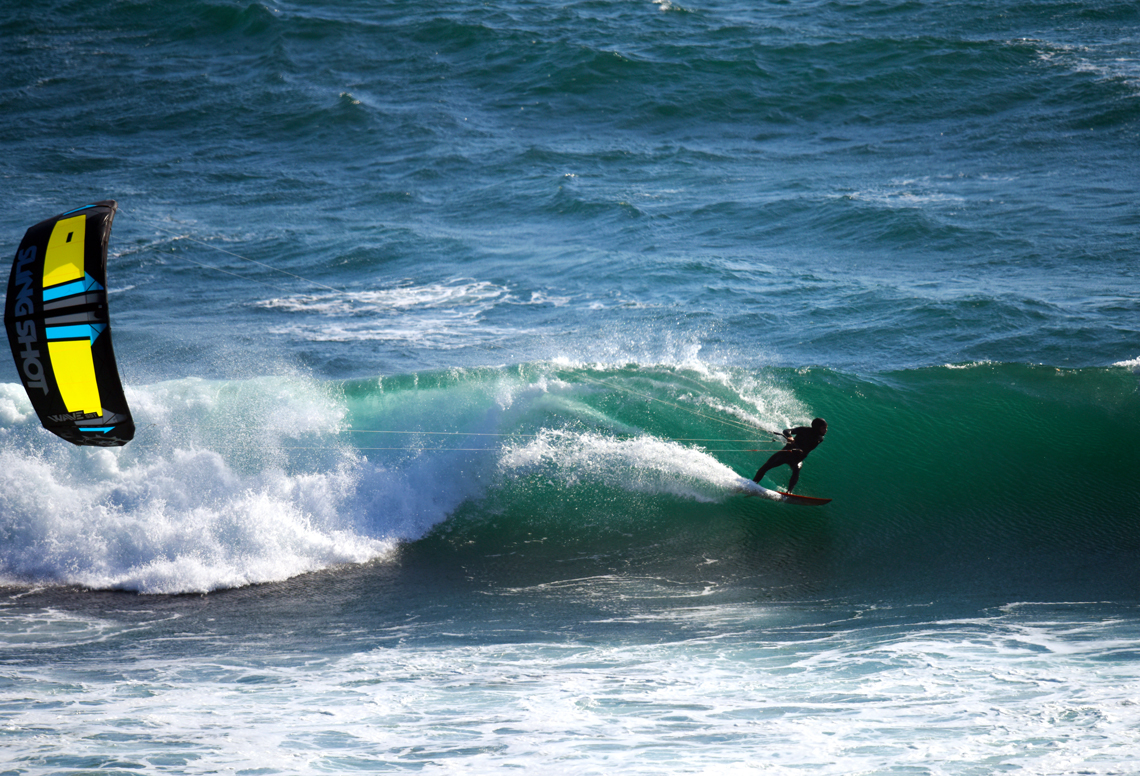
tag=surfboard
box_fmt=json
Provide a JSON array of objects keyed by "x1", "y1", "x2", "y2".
[{"x1": 733, "y1": 477, "x2": 832, "y2": 506}]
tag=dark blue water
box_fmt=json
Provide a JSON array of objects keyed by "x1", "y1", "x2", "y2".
[{"x1": 2, "y1": 1, "x2": 1138, "y2": 772}]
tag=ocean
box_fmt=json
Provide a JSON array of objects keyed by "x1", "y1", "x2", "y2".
[{"x1": 2, "y1": 0, "x2": 1139, "y2": 772}]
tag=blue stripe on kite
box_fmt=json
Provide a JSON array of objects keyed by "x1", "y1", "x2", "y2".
[
  {"x1": 79, "y1": 427, "x2": 115, "y2": 434},
  {"x1": 46, "y1": 323, "x2": 106, "y2": 345},
  {"x1": 42, "y1": 283, "x2": 79, "y2": 302},
  {"x1": 43, "y1": 272, "x2": 105, "y2": 302},
  {"x1": 59, "y1": 205, "x2": 97, "y2": 217}
]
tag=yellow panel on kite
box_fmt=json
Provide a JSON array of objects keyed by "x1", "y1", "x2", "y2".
[
  {"x1": 42, "y1": 215, "x2": 88, "y2": 288},
  {"x1": 47, "y1": 339, "x2": 103, "y2": 416}
]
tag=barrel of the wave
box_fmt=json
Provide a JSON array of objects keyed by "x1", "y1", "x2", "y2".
[{"x1": 3, "y1": 201, "x2": 134, "y2": 446}]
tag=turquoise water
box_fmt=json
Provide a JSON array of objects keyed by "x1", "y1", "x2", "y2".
[{"x1": 2, "y1": 0, "x2": 1139, "y2": 772}]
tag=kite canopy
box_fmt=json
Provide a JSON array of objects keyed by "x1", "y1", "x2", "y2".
[{"x1": 4, "y1": 201, "x2": 134, "y2": 446}]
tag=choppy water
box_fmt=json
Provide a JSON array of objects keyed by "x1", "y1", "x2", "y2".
[{"x1": 2, "y1": 0, "x2": 1139, "y2": 772}]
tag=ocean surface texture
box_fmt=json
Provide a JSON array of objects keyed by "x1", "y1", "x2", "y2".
[{"x1": 2, "y1": 0, "x2": 1139, "y2": 773}]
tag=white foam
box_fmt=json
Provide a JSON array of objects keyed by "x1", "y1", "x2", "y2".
[
  {"x1": 1036, "y1": 39, "x2": 1140, "y2": 93},
  {"x1": 0, "y1": 382, "x2": 36, "y2": 427},
  {"x1": 0, "y1": 375, "x2": 473, "y2": 594},
  {"x1": 7, "y1": 607, "x2": 1137, "y2": 775},
  {"x1": 500, "y1": 429, "x2": 744, "y2": 502},
  {"x1": 254, "y1": 279, "x2": 545, "y2": 345},
  {"x1": 841, "y1": 176, "x2": 967, "y2": 208},
  {"x1": 257, "y1": 280, "x2": 509, "y2": 315}
]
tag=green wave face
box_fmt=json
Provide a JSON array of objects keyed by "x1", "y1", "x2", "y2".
[{"x1": 343, "y1": 362, "x2": 1140, "y2": 603}]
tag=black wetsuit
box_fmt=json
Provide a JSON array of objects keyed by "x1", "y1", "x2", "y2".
[{"x1": 752, "y1": 425, "x2": 826, "y2": 492}]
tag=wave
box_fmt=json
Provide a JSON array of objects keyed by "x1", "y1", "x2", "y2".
[{"x1": 1, "y1": 360, "x2": 1137, "y2": 597}]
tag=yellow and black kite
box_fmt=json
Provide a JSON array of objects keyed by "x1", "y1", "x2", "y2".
[{"x1": 4, "y1": 201, "x2": 134, "y2": 446}]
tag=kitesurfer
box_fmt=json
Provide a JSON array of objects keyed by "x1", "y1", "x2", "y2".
[{"x1": 752, "y1": 418, "x2": 827, "y2": 493}]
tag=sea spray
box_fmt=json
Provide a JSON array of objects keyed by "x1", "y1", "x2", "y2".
[
  {"x1": 0, "y1": 375, "x2": 423, "y2": 593},
  {"x1": 500, "y1": 428, "x2": 744, "y2": 502}
]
